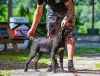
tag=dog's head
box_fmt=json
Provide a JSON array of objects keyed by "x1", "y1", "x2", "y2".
[
  {"x1": 57, "y1": 27, "x2": 73, "y2": 41},
  {"x1": 57, "y1": 27, "x2": 66, "y2": 42}
]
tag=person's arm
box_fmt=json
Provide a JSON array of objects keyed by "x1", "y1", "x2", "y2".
[
  {"x1": 64, "y1": 0, "x2": 75, "y2": 20},
  {"x1": 27, "y1": 4, "x2": 43, "y2": 37},
  {"x1": 61, "y1": 0, "x2": 75, "y2": 27}
]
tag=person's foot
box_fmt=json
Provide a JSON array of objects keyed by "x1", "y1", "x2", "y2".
[{"x1": 68, "y1": 60, "x2": 75, "y2": 72}]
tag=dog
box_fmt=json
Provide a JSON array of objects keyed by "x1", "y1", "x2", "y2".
[{"x1": 24, "y1": 28, "x2": 66, "y2": 73}]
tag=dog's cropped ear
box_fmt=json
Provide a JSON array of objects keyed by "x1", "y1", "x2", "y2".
[
  {"x1": 60, "y1": 27, "x2": 66, "y2": 35},
  {"x1": 57, "y1": 27, "x2": 65, "y2": 38}
]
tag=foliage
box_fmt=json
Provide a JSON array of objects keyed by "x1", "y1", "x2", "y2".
[
  {"x1": 0, "y1": 0, "x2": 100, "y2": 34},
  {"x1": 0, "y1": 1, "x2": 8, "y2": 21},
  {"x1": 0, "y1": 0, "x2": 7, "y2": 4},
  {"x1": 12, "y1": 0, "x2": 46, "y2": 22},
  {"x1": 74, "y1": 0, "x2": 100, "y2": 34},
  {"x1": 12, "y1": 0, "x2": 36, "y2": 22}
]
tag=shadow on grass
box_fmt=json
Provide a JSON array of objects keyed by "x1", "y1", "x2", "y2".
[
  {"x1": 0, "y1": 60, "x2": 48, "y2": 70},
  {"x1": 0, "y1": 51, "x2": 51, "y2": 70}
]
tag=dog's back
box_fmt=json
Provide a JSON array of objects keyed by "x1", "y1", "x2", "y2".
[
  {"x1": 30, "y1": 28, "x2": 65, "y2": 54},
  {"x1": 30, "y1": 37, "x2": 55, "y2": 53}
]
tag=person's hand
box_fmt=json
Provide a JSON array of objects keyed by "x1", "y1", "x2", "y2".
[
  {"x1": 61, "y1": 18, "x2": 69, "y2": 28},
  {"x1": 27, "y1": 28, "x2": 35, "y2": 37}
]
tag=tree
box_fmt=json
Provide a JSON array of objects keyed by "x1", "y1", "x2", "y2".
[
  {"x1": 0, "y1": 0, "x2": 7, "y2": 4},
  {"x1": 0, "y1": 0, "x2": 8, "y2": 21},
  {"x1": 12, "y1": 0, "x2": 46, "y2": 22}
]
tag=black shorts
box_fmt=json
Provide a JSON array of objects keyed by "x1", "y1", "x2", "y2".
[{"x1": 46, "y1": 7, "x2": 75, "y2": 37}]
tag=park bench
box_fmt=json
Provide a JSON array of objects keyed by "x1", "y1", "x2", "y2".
[
  {"x1": 0, "y1": 22, "x2": 30, "y2": 52},
  {"x1": 0, "y1": 22, "x2": 46, "y2": 52}
]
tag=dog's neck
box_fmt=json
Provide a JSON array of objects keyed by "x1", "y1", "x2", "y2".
[
  {"x1": 56, "y1": 28, "x2": 66, "y2": 45},
  {"x1": 56, "y1": 35, "x2": 65, "y2": 44}
]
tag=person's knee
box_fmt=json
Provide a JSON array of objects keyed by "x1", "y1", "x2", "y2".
[{"x1": 66, "y1": 36, "x2": 74, "y2": 44}]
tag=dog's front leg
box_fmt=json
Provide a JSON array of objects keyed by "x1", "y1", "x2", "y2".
[
  {"x1": 59, "y1": 50, "x2": 64, "y2": 72},
  {"x1": 51, "y1": 49, "x2": 56, "y2": 73}
]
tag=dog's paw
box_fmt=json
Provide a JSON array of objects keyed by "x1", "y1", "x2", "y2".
[
  {"x1": 60, "y1": 69, "x2": 65, "y2": 72},
  {"x1": 52, "y1": 70, "x2": 56, "y2": 73},
  {"x1": 46, "y1": 68, "x2": 52, "y2": 72},
  {"x1": 34, "y1": 69, "x2": 40, "y2": 72},
  {"x1": 24, "y1": 70, "x2": 28, "y2": 72}
]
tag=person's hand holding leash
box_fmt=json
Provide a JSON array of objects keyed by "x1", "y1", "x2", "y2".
[{"x1": 27, "y1": 28, "x2": 35, "y2": 37}]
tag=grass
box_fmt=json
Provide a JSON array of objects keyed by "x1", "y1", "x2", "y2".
[
  {"x1": 74, "y1": 48, "x2": 100, "y2": 56},
  {"x1": 0, "y1": 48, "x2": 100, "y2": 62},
  {"x1": 0, "y1": 48, "x2": 100, "y2": 75},
  {"x1": 0, "y1": 51, "x2": 29, "y2": 62},
  {"x1": 0, "y1": 51, "x2": 51, "y2": 76},
  {"x1": 95, "y1": 63, "x2": 100, "y2": 69},
  {"x1": 0, "y1": 70, "x2": 13, "y2": 76},
  {"x1": 0, "y1": 51, "x2": 52, "y2": 63}
]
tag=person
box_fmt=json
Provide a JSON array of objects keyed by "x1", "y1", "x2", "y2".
[{"x1": 27, "y1": 0, "x2": 75, "y2": 72}]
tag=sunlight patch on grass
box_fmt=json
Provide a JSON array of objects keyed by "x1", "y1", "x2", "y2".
[
  {"x1": 0, "y1": 52, "x2": 29, "y2": 62},
  {"x1": 95, "y1": 63, "x2": 100, "y2": 69},
  {"x1": 39, "y1": 58, "x2": 51, "y2": 63},
  {"x1": 74, "y1": 56, "x2": 84, "y2": 60},
  {"x1": 0, "y1": 70, "x2": 13, "y2": 76}
]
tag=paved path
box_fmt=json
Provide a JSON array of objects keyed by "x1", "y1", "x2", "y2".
[{"x1": 11, "y1": 55, "x2": 100, "y2": 76}]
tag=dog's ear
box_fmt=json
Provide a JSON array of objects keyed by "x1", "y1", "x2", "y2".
[
  {"x1": 60, "y1": 27, "x2": 66, "y2": 36},
  {"x1": 57, "y1": 27, "x2": 65, "y2": 38}
]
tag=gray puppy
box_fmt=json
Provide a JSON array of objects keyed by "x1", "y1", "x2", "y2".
[{"x1": 24, "y1": 28, "x2": 66, "y2": 73}]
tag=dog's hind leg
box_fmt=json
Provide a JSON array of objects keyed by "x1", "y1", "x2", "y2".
[
  {"x1": 24, "y1": 51, "x2": 37, "y2": 72},
  {"x1": 34, "y1": 53, "x2": 43, "y2": 71},
  {"x1": 59, "y1": 50, "x2": 64, "y2": 72}
]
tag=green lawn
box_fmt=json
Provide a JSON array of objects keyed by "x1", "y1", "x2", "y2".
[
  {"x1": 0, "y1": 70, "x2": 13, "y2": 76},
  {"x1": 74, "y1": 48, "x2": 100, "y2": 56},
  {"x1": 0, "y1": 51, "x2": 51, "y2": 76},
  {"x1": 0, "y1": 51, "x2": 29, "y2": 62},
  {"x1": 0, "y1": 48, "x2": 100, "y2": 76},
  {"x1": 95, "y1": 63, "x2": 100, "y2": 69},
  {"x1": 0, "y1": 51, "x2": 51, "y2": 63},
  {"x1": 0, "y1": 48, "x2": 100, "y2": 62}
]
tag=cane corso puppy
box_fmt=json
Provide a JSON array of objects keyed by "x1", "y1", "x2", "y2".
[{"x1": 24, "y1": 28, "x2": 66, "y2": 73}]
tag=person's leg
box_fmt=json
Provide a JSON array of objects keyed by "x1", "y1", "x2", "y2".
[
  {"x1": 66, "y1": 36, "x2": 75, "y2": 71},
  {"x1": 65, "y1": 13, "x2": 75, "y2": 71},
  {"x1": 67, "y1": 36, "x2": 74, "y2": 60}
]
